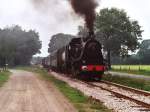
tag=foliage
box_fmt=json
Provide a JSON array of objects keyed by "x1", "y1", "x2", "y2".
[
  {"x1": 0, "y1": 25, "x2": 41, "y2": 66},
  {"x1": 31, "y1": 56, "x2": 43, "y2": 65},
  {"x1": 96, "y1": 8, "x2": 142, "y2": 56},
  {"x1": 111, "y1": 55, "x2": 140, "y2": 65},
  {"x1": 111, "y1": 39, "x2": 150, "y2": 65},
  {"x1": 137, "y1": 39, "x2": 150, "y2": 64},
  {"x1": 95, "y1": 8, "x2": 143, "y2": 68},
  {"x1": 48, "y1": 33, "x2": 75, "y2": 53}
]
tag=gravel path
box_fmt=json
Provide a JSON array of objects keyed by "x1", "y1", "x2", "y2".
[
  {"x1": 106, "y1": 71, "x2": 150, "y2": 80},
  {"x1": 0, "y1": 70, "x2": 77, "y2": 112}
]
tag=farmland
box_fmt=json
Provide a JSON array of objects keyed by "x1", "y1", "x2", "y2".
[
  {"x1": 112, "y1": 65, "x2": 150, "y2": 76},
  {"x1": 112, "y1": 65, "x2": 150, "y2": 71}
]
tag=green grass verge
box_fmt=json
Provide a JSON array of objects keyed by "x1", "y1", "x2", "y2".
[
  {"x1": 0, "y1": 71, "x2": 10, "y2": 87},
  {"x1": 103, "y1": 73, "x2": 150, "y2": 91},
  {"x1": 17, "y1": 67, "x2": 113, "y2": 112}
]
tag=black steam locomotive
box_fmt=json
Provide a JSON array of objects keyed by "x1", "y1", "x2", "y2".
[{"x1": 42, "y1": 33, "x2": 105, "y2": 80}]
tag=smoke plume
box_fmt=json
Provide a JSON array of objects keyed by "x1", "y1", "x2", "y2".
[{"x1": 70, "y1": 0, "x2": 98, "y2": 32}]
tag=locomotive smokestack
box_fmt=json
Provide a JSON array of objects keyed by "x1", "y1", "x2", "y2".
[
  {"x1": 70, "y1": 0, "x2": 98, "y2": 33},
  {"x1": 89, "y1": 31, "x2": 95, "y2": 38},
  {"x1": 89, "y1": 31, "x2": 94, "y2": 36}
]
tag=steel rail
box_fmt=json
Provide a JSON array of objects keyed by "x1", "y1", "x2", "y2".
[
  {"x1": 87, "y1": 82, "x2": 150, "y2": 109},
  {"x1": 101, "y1": 80, "x2": 150, "y2": 96}
]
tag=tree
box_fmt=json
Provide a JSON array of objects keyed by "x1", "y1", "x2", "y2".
[
  {"x1": 48, "y1": 33, "x2": 75, "y2": 53},
  {"x1": 137, "y1": 39, "x2": 150, "y2": 64},
  {"x1": 96, "y1": 8, "x2": 143, "y2": 69},
  {"x1": 0, "y1": 25, "x2": 42, "y2": 66}
]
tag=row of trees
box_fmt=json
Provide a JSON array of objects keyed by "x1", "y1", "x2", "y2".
[
  {"x1": 48, "y1": 33, "x2": 75, "y2": 53},
  {"x1": 138, "y1": 40, "x2": 150, "y2": 64},
  {"x1": 112, "y1": 39, "x2": 150, "y2": 65},
  {"x1": 0, "y1": 25, "x2": 41, "y2": 67}
]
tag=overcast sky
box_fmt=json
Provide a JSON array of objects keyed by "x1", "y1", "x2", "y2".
[{"x1": 0, "y1": 0, "x2": 150, "y2": 56}]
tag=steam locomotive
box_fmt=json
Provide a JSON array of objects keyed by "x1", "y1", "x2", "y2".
[{"x1": 42, "y1": 32, "x2": 105, "y2": 80}]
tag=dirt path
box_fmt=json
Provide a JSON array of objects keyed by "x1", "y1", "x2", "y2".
[{"x1": 0, "y1": 70, "x2": 77, "y2": 112}]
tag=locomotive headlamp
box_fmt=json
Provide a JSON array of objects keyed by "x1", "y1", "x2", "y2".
[{"x1": 81, "y1": 66, "x2": 88, "y2": 71}]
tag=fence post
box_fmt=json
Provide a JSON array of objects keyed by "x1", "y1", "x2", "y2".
[{"x1": 139, "y1": 66, "x2": 141, "y2": 71}]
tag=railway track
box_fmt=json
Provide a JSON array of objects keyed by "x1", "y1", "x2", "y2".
[
  {"x1": 101, "y1": 80, "x2": 150, "y2": 96},
  {"x1": 51, "y1": 72, "x2": 150, "y2": 111},
  {"x1": 88, "y1": 80, "x2": 150, "y2": 110}
]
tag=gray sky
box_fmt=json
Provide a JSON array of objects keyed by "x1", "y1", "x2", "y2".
[{"x1": 0, "y1": 0, "x2": 150, "y2": 56}]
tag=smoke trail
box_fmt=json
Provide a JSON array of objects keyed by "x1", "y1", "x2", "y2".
[{"x1": 70, "y1": 0, "x2": 98, "y2": 32}]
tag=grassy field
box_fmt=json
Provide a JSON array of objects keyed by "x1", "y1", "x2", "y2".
[
  {"x1": 112, "y1": 65, "x2": 150, "y2": 76},
  {"x1": 0, "y1": 71, "x2": 10, "y2": 87},
  {"x1": 17, "y1": 67, "x2": 113, "y2": 112},
  {"x1": 112, "y1": 65, "x2": 150, "y2": 71}
]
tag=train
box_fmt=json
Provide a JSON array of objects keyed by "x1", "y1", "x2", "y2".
[{"x1": 42, "y1": 32, "x2": 105, "y2": 80}]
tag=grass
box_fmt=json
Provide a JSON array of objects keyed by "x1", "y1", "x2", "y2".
[
  {"x1": 0, "y1": 71, "x2": 10, "y2": 87},
  {"x1": 112, "y1": 65, "x2": 150, "y2": 76},
  {"x1": 103, "y1": 73, "x2": 150, "y2": 91},
  {"x1": 17, "y1": 66, "x2": 113, "y2": 112}
]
